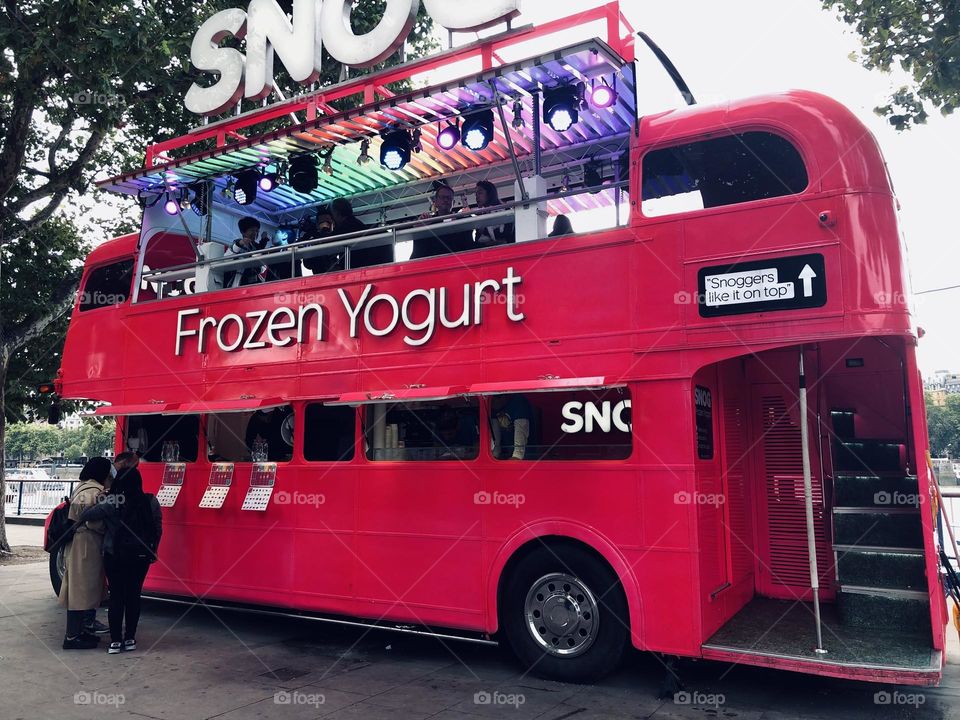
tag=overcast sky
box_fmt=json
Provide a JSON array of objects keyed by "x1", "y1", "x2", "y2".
[{"x1": 513, "y1": 0, "x2": 958, "y2": 375}]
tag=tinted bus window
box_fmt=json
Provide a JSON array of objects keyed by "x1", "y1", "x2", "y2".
[
  {"x1": 207, "y1": 406, "x2": 294, "y2": 462},
  {"x1": 490, "y1": 389, "x2": 632, "y2": 461},
  {"x1": 125, "y1": 414, "x2": 200, "y2": 462},
  {"x1": 365, "y1": 398, "x2": 479, "y2": 461},
  {"x1": 641, "y1": 131, "x2": 807, "y2": 217},
  {"x1": 80, "y1": 260, "x2": 134, "y2": 311},
  {"x1": 304, "y1": 404, "x2": 355, "y2": 462}
]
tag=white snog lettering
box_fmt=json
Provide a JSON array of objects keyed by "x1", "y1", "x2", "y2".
[{"x1": 186, "y1": 1, "x2": 521, "y2": 115}]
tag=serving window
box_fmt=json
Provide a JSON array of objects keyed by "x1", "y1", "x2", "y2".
[
  {"x1": 206, "y1": 405, "x2": 294, "y2": 463},
  {"x1": 364, "y1": 398, "x2": 479, "y2": 461},
  {"x1": 488, "y1": 388, "x2": 632, "y2": 461},
  {"x1": 303, "y1": 404, "x2": 356, "y2": 462},
  {"x1": 125, "y1": 414, "x2": 200, "y2": 462}
]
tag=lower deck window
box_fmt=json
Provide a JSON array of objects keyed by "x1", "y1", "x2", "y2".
[
  {"x1": 364, "y1": 398, "x2": 479, "y2": 461},
  {"x1": 207, "y1": 406, "x2": 294, "y2": 462},
  {"x1": 304, "y1": 404, "x2": 356, "y2": 461},
  {"x1": 125, "y1": 414, "x2": 200, "y2": 462},
  {"x1": 490, "y1": 388, "x2": 632, "y2": 460}
]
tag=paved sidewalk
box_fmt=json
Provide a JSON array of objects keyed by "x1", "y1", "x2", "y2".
[{"x1": 0, "y1": 561, "x2": 958, "y2": 720}]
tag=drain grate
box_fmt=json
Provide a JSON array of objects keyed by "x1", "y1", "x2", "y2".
[{"x1": 259, "y1": 667, "x2": 310, "y2": 681}]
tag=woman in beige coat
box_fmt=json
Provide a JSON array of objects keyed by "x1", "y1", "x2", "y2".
[{"x1": 59, "y1": 457, "x2": 112, "y2": 649}]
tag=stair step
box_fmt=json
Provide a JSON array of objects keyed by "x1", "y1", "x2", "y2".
[
  {"x1": 833, "y1": 511, "x2": 924, "y2": 549},
  {"x1": 837, "y1": 587, "x2": 930, "y2": 633},
  {"x1": 835, "y1": 550, "x2": 928, "y2": 591},
  {"x1": 833, "y1": 439, "x2": 904, "y2": 474},
  {"x1": 833, "y1": 474, "x2": 919, "y2": 508}
]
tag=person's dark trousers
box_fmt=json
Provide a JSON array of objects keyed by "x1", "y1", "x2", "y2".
[
  {"x1": 83, "y1": 608, "x2": 96, "y2": 624},
  {"x1": 66, "y1": 610, "x2": 87, "y2": 638},
  {"x1": 103, "y1": 554, "x2": 150, "y2": 643}
]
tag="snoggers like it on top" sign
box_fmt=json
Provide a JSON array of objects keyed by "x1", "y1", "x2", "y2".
[{"x1": 186, "y1": 0, "x2": 521, "y2": 116}]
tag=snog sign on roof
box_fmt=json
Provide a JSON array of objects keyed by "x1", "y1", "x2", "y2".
[{"x1": 186, "y1": 0, "x2": 522, "y2": 116}]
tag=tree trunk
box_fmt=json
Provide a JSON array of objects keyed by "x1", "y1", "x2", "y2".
[{"x1": 0, "y1": 350, "x2": 11, "y2": 554}]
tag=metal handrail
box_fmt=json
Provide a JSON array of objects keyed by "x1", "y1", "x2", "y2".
[{"x1": 138, "y1": 182, "x2": 629, "y2": 292}]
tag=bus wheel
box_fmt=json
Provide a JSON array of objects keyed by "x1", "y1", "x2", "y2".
[
  {"x1": 502, "y1": 545, "x2": 628, "y2": 682},
  {"x1": 49, "y1": 545, "x2": 65, "y2": 596}
]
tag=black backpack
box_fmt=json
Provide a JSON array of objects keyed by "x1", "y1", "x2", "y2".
[
  {"x1": 44, "y1": 501, "x2": 74, "y2": 552},
  {"x1": 114, "y1": 494, "x2": 159, "y2": 560}
]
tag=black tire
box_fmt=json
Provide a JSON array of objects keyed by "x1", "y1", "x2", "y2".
[
  {"x1": 49, "y1": 545, "x2": 65, "y2": 596},
  {"x1": 501, "y1": 544, "x2": 628, "y2": 682}
]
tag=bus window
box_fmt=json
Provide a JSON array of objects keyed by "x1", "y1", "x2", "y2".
[
  {"x1": 125, "y1": 414, "x2": 200, "y2": 462},
  {"x1": 364, "y1": 398, "x2": 479, "y2": 461},
  {"x1": 207, "y1": 406, "x2": 294, "y2": 463},
  {"x1": 641, "y1": 131, "x2": 808, "y2": 217},
  {"x1": 489, "y1": 389, "x2": 632, "y2": 461},
  {"x1": 304, "y1": 404, "x2": 356, "y2": 462},
  {"x1": 79, "y1": 259, "x2": 134, "y2": 311}
]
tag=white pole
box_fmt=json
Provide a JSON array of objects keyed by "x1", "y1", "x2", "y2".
[{"x1": 799, "y1": 349, "x2": 827, "y2": 654}]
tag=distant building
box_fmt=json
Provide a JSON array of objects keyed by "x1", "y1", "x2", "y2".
[
  {"x1": 925, "y1": 370, "x2": 960, "y2": 405},
  {"x1": 58, "y1": 413, "x2": 84, "y2": 431}
]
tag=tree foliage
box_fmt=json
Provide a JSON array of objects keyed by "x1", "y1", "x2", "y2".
[
  {"x1": 927, "y1": 393, "x2": 960, "y2": 458},
  {"x1": 824, "y1": 1, "x2": 960, "y2": 130},
  {"x1": 5, "y1": 419, "x2": 114, "y2": 462},
  {"x1": 0, "y1": 0, "x2": 437, "y2": 246}
]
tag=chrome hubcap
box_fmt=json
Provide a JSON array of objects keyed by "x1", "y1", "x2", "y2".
[
  {"x1": 56, "y1": 547, "x2": 66, "y2": 580},
  {"x1": 524, "y1": 572, "x2": 599, "y2": 657}
]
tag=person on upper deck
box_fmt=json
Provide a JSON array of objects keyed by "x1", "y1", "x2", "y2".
[
  {"x1": 470, "y1": 181, "x2": 514, "y2": 247},
  {"x1": 224, "y1": 216, "x2": 268, "y2": 287},
  {"x1": 411, "y1": 182, "x2": 473, "y2": 259},
  {"x1": 300, "y1": 207, "x2": 344, "y2": 274},
  {"x1": 331, "y1": 198, "x2": 392, "y2": 269},
  {"x1": 549, "y1": 214, "x2": 574, "y2": 237}
]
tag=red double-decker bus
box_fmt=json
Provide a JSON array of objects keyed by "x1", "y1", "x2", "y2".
[{"x1": 48, "y1": 3, "x2": 947, "y2": 685}]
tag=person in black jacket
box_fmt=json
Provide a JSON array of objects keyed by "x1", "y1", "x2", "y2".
[{"x1": 77, "y1": 467, "x2": 162, "y2": 654}]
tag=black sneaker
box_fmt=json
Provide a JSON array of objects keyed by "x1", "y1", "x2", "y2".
[
  {"x1": 83, "y1": 619, "x2": 109, "y2": 634},
  {"x1": 63, "y1": 635, "x2": 99, "y2": 650},
  {"x1": 79, "y1": 632, "x2": 101, "y2": 644},
  {"x1": 107, "y1": 642, "x2": 123, "y2": 654},
  {"x1": 123, "y1": 639, "x2": 136, "y2": 652}
]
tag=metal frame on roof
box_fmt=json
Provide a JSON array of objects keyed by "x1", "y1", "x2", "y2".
[{"x1": 97, "y1": 38, "x2": 637, "y2": 218}]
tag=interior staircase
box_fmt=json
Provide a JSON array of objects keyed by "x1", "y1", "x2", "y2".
[{"x1": 829, "y1": 411, "x2": 931, "y2": 633}]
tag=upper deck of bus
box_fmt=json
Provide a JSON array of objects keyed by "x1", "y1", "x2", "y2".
[{"x1": 56, "y1": 11, "x2": 912, "y2": 410}]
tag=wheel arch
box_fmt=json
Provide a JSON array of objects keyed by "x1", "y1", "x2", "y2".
[{"x1": 486, "y1": 521, "x2": 643, "y2": 648}]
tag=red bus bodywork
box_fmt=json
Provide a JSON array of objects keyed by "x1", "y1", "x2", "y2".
[{"x1": 56, "y1": 6, "x2": 945, "y2": 687}]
